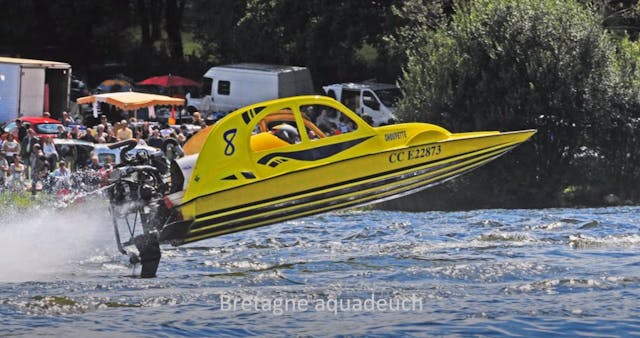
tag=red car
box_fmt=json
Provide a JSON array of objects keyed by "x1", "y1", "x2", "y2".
[{"x1": 2, "y1": 116, "x2": 64, "y2": 141}]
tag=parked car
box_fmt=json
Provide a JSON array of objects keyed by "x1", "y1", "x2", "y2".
[
  {"x1": 3, "y1": 116, "x2": 64, "y2": 140},
  {"x1": 53, "y1": 138, "x2": 163, "y2": 167},
  {"x1": 93, "y1": 143, "x2": 163, "y2": 167}
]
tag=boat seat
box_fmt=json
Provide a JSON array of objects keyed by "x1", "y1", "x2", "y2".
[{"x1": 250, "y1": 132, "x2": 290, "y2": 151}]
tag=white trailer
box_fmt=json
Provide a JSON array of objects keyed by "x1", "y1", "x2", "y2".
[
  {"x1": 186, "y1": 63, "x2": 314, "y2": 118},
  {"x1": 0, "y1": 57, "x2": 71, "y2": 123}
]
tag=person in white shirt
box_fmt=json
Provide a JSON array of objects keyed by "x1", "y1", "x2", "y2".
[
  {"x1": 51, "y1": 160, "x2": 71, "y2": 178},
  {"x1": 0, "y1": 152, "x2": 8, "y2": 190},
  {"x1": 42, "y1": 137, "x2": 58, "y2": 172},
  {"x1": 7, "y1": 155, "x2": 26, "y2": 191},
  {"x1": 1, "y1": 134, "x2": 20, "y2": 161},
  {"x1": 50, "y1": 160, "x2": 71, "y2": 190}
]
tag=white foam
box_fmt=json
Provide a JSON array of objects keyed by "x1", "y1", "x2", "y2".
[{"x1": 0, "y1": 199, "x2": 113, "y2": 282}]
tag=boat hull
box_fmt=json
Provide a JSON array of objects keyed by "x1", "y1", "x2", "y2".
[{"x1": 161, "y1": 129, "x2": 533, "y2": 244}]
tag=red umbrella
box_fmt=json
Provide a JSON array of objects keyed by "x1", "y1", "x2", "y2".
[{"x1": 137, "y1": 74, "x2": 200, "y2": 87}]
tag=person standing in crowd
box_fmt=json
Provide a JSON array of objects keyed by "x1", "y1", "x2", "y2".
[
  {"x1": 80, "y1": 128, "x2": 96, "y2": 143},
  {"x1": 88, "y1": 155, "x2": 102, "y2": 170},
  {"x1": 112, "y1": 120, "x2": 121, "y2": 136},
  {"x1": 338, "y1": 116, "x2": 353, "y2": 133},
  {"x1": 105, "y1": 129, "x2": 118, "y2": 143},
  {"x1": 100, "y1": 114, "x2": 112, "y2": 131},
  {"x1": 61, "y1": 111, "x2": 73, "y2": 127},
  {"x1": 176, "y1": 129, "x2": 187, "y2": 145},
  {"x1": 147, "y1": 129, "x2": 163, "y2": 148},
  {"x1": 117, "y1": 120, "x2": 133, "y2": 140},
  {"x1": 315, "y1": 109, "x2": 332, "y2": 132},
  {"x1": 29, "y1": 144, "x2": 48, "y2": 197},
  {"x1": 7, "y1": 155, "x2": 26, "y2": 191},
  {"x1": 0, "y1": 152, "x2": 8, "y2": 191},
  {"x1": 50, "y1": 160, "x2": 71, "y2": 190},
  {"x1": 134, "y1": 130, "x2": 147, "y2": 146},
  {"x1": 140, "y1": 121, "x2": 151, "y2": 140},
  {"x1": 42, "y1": 136, "x2": 58, "y2": 172},
  {"x1": 20, "y1": 128, "x2": 40, "y2": 179},
  {"x1": 2, "y1": 133, "x2": 20, "y2": 162},
  {"x1": 94, "y1": 124, "x2": 106, "y2": 143},
  {"x1": 51, "y1": 160, "x2": 71, "y2": 178},
  {"x1": 192, "y1": 111, "x2": 203, "y2": 126},
  {"x1": 57, "y1": 125, "x2": 70, "y2": 139},
  {"x1": 70, "y1": 125, "x2": 80, "y2": 139},
  {"x1": 179, "y1": 125, "x2": 192, "y2": 140},
  {"x1": 15, "y1": 119, "x2": 27, "y2": 141},
  {"x1": 160, "y1": 123, "x2": 173, "y2": 138}
]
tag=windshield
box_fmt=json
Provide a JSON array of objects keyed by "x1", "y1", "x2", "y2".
[
  {"x1": 4, "y1": 122, "x2": 16, "y2": 133},
  {"x1": 374, "y1": 88, "x2": 402, "y2": 108},
  {"x1": 36, "y1": 123, "x2": 64, "y2": 134}
]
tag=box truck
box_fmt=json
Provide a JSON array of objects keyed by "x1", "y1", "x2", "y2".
[
  {"x1": 0, "y1": 57, "x2": 71, "y2": 123},
  {"x1": 186, "y1": 63, "x2": 314, "y2": 119}
]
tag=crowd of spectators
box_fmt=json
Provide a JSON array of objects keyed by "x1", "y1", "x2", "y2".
[{"x1": 0, "y1": 111, "x2": 206, "y2": 196}]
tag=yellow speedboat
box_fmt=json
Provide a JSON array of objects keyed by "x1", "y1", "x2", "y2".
[{"x1": 106, "y1": 95, "x2": 535, "y2": 277}]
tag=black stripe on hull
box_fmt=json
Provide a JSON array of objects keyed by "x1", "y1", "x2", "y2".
[
  {"x1": 194, "y1": 141, "x2": 513, "y2": 221},
  {"x1": 178, "y1": 144, "x2": 516, "y2": 244}
]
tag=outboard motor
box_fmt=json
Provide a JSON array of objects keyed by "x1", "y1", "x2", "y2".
[{"x1": 106, "y1": 139, "x2": 171, "y2": 278}]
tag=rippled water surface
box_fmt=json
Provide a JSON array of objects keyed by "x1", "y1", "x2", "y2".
[{"x1": 1, "y1": 203, "x2": 639, "y2": 336}]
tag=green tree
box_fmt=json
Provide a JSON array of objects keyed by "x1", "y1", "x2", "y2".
[
  {"x1": 190, "y1": 0, "x2": 403, "y2": 86},
  {"x1": 387, "y1": 0, "x2": 637, "y2": 209}
]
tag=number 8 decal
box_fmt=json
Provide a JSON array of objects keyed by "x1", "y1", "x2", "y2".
[{"x1": 223, "y1": 128, "x2": 237, "y2": 156}]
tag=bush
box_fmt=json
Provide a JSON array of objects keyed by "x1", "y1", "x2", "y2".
[{"x1": 387, "y1": 0, "x2": 640, "y2": 209}]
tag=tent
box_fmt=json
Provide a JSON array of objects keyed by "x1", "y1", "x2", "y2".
[
  {"x1": 77, "y1": 91, "x2": 184, "y2": 110},
  {"x1": 77, "y1": 91, "x2": 185, "y2": 122}
]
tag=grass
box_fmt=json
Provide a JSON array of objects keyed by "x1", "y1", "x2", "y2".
[{"x1": 0, "y1": 190, "x2": 56, "y2": 211}]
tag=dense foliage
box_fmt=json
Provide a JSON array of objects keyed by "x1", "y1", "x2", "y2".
[
  {"x1": 383, "y1": 0, "x2": 640, "y2": 210},
  {"x1": 0, "y1": 0, "x2": 402, "y2": 88}
]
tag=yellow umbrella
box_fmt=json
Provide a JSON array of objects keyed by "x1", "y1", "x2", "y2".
[{"x1": 77, "y1": 91, "x2": 185, "y2": 110}]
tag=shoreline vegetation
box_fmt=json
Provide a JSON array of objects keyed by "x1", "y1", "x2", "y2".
[{"x1": 390, "y1": 0, "x2": 640, "y2": 211}]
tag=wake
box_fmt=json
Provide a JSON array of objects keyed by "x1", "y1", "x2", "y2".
[{"x1": 0, "y1": 198, "x2": 114, "y2": 282}]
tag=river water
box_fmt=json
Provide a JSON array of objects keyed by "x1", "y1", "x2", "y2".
[{"x1": 0, "y1": 201, "x2": 639, "y2": 336}]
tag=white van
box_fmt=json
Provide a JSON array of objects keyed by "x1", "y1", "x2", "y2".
[
  {"x1": 186, "y1": 63, "x2": 314, "y2": 119},
  {"x1": 322, "y1": 82, "x2": 402, "y2": 126}
]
